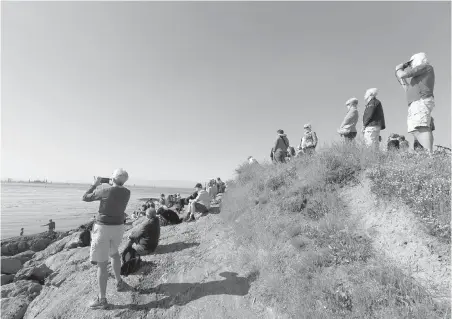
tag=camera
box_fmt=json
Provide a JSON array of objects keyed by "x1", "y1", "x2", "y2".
[
  {"x1": 99, "y1": 177, "x2": 111, "y2": 184},
  {"x1": 402, "y1": 60, "x2": 412, "y2": 69}
]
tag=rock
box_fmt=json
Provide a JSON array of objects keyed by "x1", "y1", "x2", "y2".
[
  {"x1": 30, "y1": 232, "x2": 81, "y2": 266},
  {"x1": 1, "y1": 297, "x2": 29, "y2": 319},
  {"x1": 6, "y1": 243, "x2": 18, "y2": 256},
  {"x1": 1, "y1": 280, "x2": 42, "y2": 298},
  {"x1": 1, "y1": 244, "x2": 10, "y2": 255},
  {"x1": 30, "y1": 238, "x2": 52, "y2": 252},
  {"x1": 1, "y1": 257, "x2": 22, "y2": 274},
  {"x1": 64, "y1": 232, "x2": 82, "y2": 250},
  {"x1": 17, "y1": 241, "x2": 29, "y2": 253},
  {"x1": 14, "y1": 263, "x2": 53, "y2": 284},
  {"x1": 1, "y1": 274, "x2": 15, "y2": 285},
  {"x1": 14, "y1": 251, "x2": 35, "y2": 264}
]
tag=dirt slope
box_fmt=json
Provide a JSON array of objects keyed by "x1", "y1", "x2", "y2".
[
  {"x1": 23, "y1": 208, "x2": 278, "y2": 319},
  {"x1": 341, "y1": 178, "x2": 450, "y2": 303}
]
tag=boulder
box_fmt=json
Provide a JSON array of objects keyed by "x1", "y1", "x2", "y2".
[
  {"x1": 1, "y1": 257, "x2": 22, "y2": 274},
  {"x1": 30, "y1": 232, "x2": 81, "y2": 265},
  {"x1": 64, "y1": 231, "x2": 82, "y2": 250},
  {"x1": 1, "y1": 244, "x2": 10, "y2": 255},
  {"x1": 6, "y1": 243, "x2": 19, "y2": 256},
  {"x1": 14, "y1": 251, "x2": 35, "y2": 264},
  {"x1": 1, "y1": 280, "x2": 42, "y2": 298},
  {"x1": 14, "y1": 263, "x2": 53, "y2": 284},
  {"x1": 17, "y1": 241, "x2": 29, "y2": 253},
  {"x1": 29, "y1": 238, "x2": 52, "y2": 252},
  {"x1": 1, "y1": 297, "x2": 29, "y2": 319},
  {"x1": 1, "y1": 274, "x2": 15, "y2": 285}
]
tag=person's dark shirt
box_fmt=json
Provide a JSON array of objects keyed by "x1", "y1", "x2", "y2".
[
  {"x1": 157, "y1": 207, "x2": 182, "y2": 224},
  {"x1": 363, "y1": 98, "x2": 386, "y2": 130},
  {"x1": 82, "y1": 184, "x2": 131, "y2": 225},
  {"x1": 130, "y1": 216, "x2": 160, "y2": 252}
]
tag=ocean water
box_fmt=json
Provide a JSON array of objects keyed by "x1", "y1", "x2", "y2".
[{"x1": 0, "y1": 182, "x2": 193, "y2": 239}]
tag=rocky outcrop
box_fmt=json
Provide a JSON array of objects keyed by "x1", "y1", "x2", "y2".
[
  {"x1": 14, "y1": 263, "x2": 53, "y2": 284},
  {"x1": 1, "y1": 257, "x2": 22, "y2": 274},
  {"x1": 14, "y1": 251, "x2": 36, "y2": 264},
  {"x1": 1, "y1": 274, "x2": 15, "y2": 285},
  {"x1": 1, "y1": 280, "x2": 43, "y2": 319},
  {"x1": 1, "y1": 297, "x2": 29, "y2": 319},
  {"x1": 1, "y1": 232, "x2": 65, "y2": 257}
]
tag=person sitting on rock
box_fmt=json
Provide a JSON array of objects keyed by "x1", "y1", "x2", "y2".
[
  {"x1": 185, "y1": 183, "x2": 211, "y2": 222},
  {"x1": 157, "y1": 206, "x2": 182, "y2": 226},
  {"x1": 41, "y1": 219, "x2": 55, "y2": 233},
  {"x1": 128, "y1": 207, "x2": 160, "y2": 255}
]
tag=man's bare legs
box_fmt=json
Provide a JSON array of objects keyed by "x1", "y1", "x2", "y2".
[
  {"x1": 412, "y1": 127, "x2": 433, "y2": 154},
  {"x1": 97, "y1": 261, "x2": 109, "y2": 300},
  {"x1": 110, "y1": 253, "x2": 122, "y2": 286}
]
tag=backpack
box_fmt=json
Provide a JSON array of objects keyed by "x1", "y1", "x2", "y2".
[
  {"x1": 120, "y1": 246, "x2": 142, "y2": 277},
  {"x1": 78, "y1": 229, "x2": 91, "y2": 247}
]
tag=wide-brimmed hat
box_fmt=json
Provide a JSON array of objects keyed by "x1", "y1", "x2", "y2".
[
  {"x1": 277, "y1": 129, "x2": 284, "y2": 134},
  {"x1": 345, "y1": 97, "x2": 358, "y2": 106}
]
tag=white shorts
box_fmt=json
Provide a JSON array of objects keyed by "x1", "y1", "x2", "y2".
[
  {"x1": 363, "y1": 126, "x2": 381, "y2": 148},
  {"x1": 90, "y1": 224, "x2": 124, "y2": 263},
  {"x1": 407, "y1": 97, "x2": 435, "y2": 133}
]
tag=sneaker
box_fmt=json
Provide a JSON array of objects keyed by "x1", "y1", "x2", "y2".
[
  {"x1": 89, "y1": 296, "x2": 108, "y2": 309},
  {"x1": 116, "y1": 280, "x2": 127, "y2": 292}
]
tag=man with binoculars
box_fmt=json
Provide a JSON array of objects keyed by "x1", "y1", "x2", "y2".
[
  {"x1": 395, "y1": 52, "x2": 435, "y2": 154},
  {"x1": 82, "y1": 168, "x2": 131, "y2": 309}
]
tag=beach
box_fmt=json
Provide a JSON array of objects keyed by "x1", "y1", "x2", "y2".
[{"x1": 0, "y1": 182, "x2": 193, "y2": 239}]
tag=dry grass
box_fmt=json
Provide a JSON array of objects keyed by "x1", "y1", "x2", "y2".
[{"x1": 221, "y1": 141, "x2": 450, "y2": 318}]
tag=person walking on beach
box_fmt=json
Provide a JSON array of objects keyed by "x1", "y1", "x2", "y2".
[
  {"x1": 395, "y1": 52, "x2": 435, "y2": 154},
  {"x1": 338, "y1": 97, "x2": 359, "y2": 141},
  {"x1": 362, "y1": 88, "x2": 386, "y2": 149},
  {"x1": 82, "y1": 168, "x2": 131, "y2": 309},
  {"x1": 20, "y1": 228, "x2": 24, "y2": 236},
  {"x1": 41, "y1": 219, "x2": 55, "y2": 233},
  {"x1": 127, "y1": 206, "x2": 160, "y2": 255},
  {"x1": 272, "y1": 130, "x2": 290, "y2": 163}
]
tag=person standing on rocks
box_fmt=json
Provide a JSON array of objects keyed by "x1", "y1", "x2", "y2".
[
  {"x1": 82, "y1": 168, "x2": 131, "y2": 309},
  {"x1": 20, "y1": 228, "x2": 24, "y2": 236},
  {"x1": 41, "y1": 219, "x2": 55, "y2": 233}
]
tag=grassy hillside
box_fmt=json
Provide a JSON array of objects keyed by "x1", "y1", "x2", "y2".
[{"x1": 221, "y1": 142, "x2": 450, "y2": 319}]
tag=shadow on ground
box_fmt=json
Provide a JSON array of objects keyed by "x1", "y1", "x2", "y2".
[
  {"x1": 153, "y1": 242, "x2": 200, "y2": 255},
  {"x1": 208, "y1": 207, "x2": 221, "y2": 214},
  {"x1": 110, "y1": 271, "x2": 259, "y2": 310}
]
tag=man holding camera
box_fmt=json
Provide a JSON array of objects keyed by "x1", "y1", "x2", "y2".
[
  {"x1": 82, "y1": 168, "x2": 131, "y2": 309},
  {"x1": 395, "y1": 52, "x2": 435, "y2": 154}
]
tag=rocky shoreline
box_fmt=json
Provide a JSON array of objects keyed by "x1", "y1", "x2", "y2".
[{"x1": 1, "y1": 221, "x2": 94, "y2": 319}]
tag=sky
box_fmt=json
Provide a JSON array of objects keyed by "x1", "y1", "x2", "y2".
[{"x1": 1, "y1": 1, "x2": 451, "y2": 186}]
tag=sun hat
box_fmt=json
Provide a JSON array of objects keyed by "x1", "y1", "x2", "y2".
[
  {"x1": 277, "y1": 129, "x2": 284, "y2": 135},
  {"x1": 111, "y1": 168, "x2": 129, "y2": 184},
  {"x1": 345, "y1": 97, "x2": 358, "y2": 106},
  {"x1": 364, "y1": 88, "x2": 378, "y2": 101}
]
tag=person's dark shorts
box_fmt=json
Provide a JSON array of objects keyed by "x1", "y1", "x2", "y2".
[
  {"x1": 343, "y1": 132, "x2": 357, "y2": 141},
  {"x1": 194, "y1": 202, "x2": 209, "y2": 213}
]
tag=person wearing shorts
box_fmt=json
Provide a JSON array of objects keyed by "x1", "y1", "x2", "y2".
[
  {"x1": 82, "y1": 168, "x2": 131, "y2": 309},
  {"x1": 395, "y1": 52, "x2": 435, "y2": 154},
  {"x1": 186, "y1": 183, "x2": 210, "y2": 221}
]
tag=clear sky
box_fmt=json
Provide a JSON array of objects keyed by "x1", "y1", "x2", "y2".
[{"x1": 2, "y1": 1, "x2": 451, "y2": 185}]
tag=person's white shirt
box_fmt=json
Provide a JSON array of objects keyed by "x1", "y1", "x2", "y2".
[{"x1": 249, "y1": 157, "x2": 258, "y2": 164}]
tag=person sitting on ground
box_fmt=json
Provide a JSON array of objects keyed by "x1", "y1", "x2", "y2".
[
  {"x1": 185, "y1": 183, "x2": 211, "y2": 222},
  {"x1": 272, "y1": 129, "x2": 290, "y2": 163},
  {"x1": 82, "y1": 168, "x2": 131, "y2": 309},
  {"x1": 301, "y1": 124, "x2": 318, "y2": 155},
  {"x1": 128, "y1": 207, "x2": 160, "y2": 255},
  {"x1": 338, "y1": 97, "x2": 359, "y2": 141},
  {"x1": 387, "y1": 133, "x2": 400, "y2": 151},
  {"x1": 207, "y1": 179, "x2": 218, "y2": 200},
  {"x1": 41, "y1": 219, "x2": 56, "y2": 233},
  {"x1": 156, "y1": 206, "x2": 182, "y2": 226},
  {"x1": 159, "y1": 194, "x2": 166, "y2": 206},
  {"x1": 399, "y1": 135, "x2": 410, "y2": 151},
  {"x1": 216, "y1": 178, "x2": 226, "y2": 193}
]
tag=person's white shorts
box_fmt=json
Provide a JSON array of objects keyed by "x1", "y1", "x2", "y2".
[
  {"x1": 407, "y1": 97, "x2": 435, "y2": 133},
  {"x1": 90, "y1": 224, "x2": 125, "y2": 263},
  {"x1": 363, "y1": 125, "x2": 381, "y2": 148}
]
